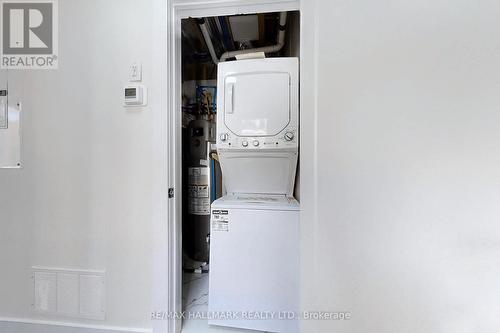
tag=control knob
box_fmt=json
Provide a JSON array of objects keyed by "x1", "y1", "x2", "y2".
[{"x1": 284, "y1": 131, "x2": 295, "y2": 141}]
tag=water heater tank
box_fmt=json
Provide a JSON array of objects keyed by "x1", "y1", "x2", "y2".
[{"x1": 186, "y1": 117, "x2": 216, "y2": 263}]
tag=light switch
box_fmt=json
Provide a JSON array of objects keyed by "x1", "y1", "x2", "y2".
[{"x1": 129, "y1": 62, "x2": 142, "y2": 82}]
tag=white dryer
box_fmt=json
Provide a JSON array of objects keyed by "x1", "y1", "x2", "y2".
[{"x1": 216, "y1": 58, "x2": 299, "y2": 196}]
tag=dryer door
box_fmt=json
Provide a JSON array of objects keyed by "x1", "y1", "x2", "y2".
[{"x1": 224, "y1": 71, "x2": 290, "y2": 137}]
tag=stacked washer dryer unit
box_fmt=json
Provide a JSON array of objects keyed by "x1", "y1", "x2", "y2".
[{"x1": 209, "y1": 58, "x2": 299, "y2": 333}]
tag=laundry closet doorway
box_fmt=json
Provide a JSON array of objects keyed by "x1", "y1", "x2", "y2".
[{"x1": 166, "y1": 1, "x2": 302, "y2": 332}]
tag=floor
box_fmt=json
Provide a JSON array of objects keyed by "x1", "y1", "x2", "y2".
[{"x1": 182, "y1": 272, "x2": 258, "y2": 333}]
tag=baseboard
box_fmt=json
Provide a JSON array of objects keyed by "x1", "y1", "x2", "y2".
[{"x1": 0, "y1": 317, "x2": 152, "y2": 333}]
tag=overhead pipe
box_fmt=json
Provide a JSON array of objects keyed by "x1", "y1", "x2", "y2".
[
  {"x1": 218, "y1": 16, "x2": 235, "y2": 52},
  {"x1": 219, "y1": 12, "x2": 288, "y2": 62},
  {"x1": 198, "y1": 12, "x2": 288, "y2": 64},
  {"x1": 197, "y1": 18, "x2": 220, "y2": 65}
]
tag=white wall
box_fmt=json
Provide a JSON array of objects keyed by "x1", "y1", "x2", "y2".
[
  {"x1": 301, "y1": 0, "x2": 500, "y2": 332},
  {"x1": 0, "y1": 0, "x2": 164, "y2": 331},
  {"x1": 4, "y1": 1, "x2": 500, "y2": 332}
]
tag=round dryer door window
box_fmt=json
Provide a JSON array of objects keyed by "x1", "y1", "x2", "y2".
[{"x1": 223, "y1": 72, "x2": 290, "y2": 137}]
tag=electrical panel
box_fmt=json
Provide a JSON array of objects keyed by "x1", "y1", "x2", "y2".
[
  {"x1": 0, "y1": 70, "x2": 22, "y2": 168},
  {"x1": 0, "y1": 90, "x2": 7, "y2": 129}
]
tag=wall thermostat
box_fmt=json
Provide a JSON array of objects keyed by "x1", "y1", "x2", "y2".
[{"x1": 124, "y1": 85, "x2": 147, "y2": 106}]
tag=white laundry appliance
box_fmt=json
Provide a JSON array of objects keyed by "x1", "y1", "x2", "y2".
[
  {"x1": 209, "y1": 195, "x2": 299, "y2": 333},
  {"x1": 216, "y1": 57, "x2": 299, "y2": 196},
  {"x1": 209, "y1": 58, "x2": 300, "y2": 333}
]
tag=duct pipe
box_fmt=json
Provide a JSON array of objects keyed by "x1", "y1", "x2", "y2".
[
  {"x1": 219, "y1": 12, "x2": 288, "y2": 62},
  {"x1": 197, "y1": 18, "x2": 220, "y2": 64}
]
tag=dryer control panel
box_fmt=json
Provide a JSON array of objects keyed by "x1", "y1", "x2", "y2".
[{"x1": 217, "y1": 128, "x2": 298, "y2": 150}]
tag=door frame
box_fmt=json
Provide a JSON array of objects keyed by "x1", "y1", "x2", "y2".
[{"x1": 166, "y1": 1, "x2": 304, "y2": 332}]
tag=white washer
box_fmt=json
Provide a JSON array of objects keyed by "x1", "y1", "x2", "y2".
[
  {"x1": 216, "y1": 58, "x2": 299, "y2": 196},
  {"x1": 209, "y1": 194, "x2": 299, "y2": 333}
]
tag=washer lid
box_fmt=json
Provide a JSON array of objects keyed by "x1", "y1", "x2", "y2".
[
  {"x1": 223, "y1": 71, "x2": 290, "y2": 137},
  {"x1": 212, "y1": 194, "x2": 299, "y2": 211}
]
